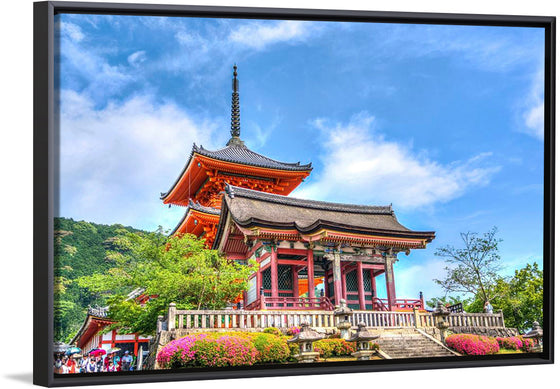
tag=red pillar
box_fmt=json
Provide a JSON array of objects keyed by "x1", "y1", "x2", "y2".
[
  {"x1": 307, "y1": 249, "x2": 315, "y2": 299},
  {"x1": 270, "y1": 247, "x2": 279, "y2": 305},
  {"x1": 385, "y1": 255, "x2": 397, "y2": 310},
  {"x1": 292, "y1": 266, "x2": 299, "y2": 298},
  {"x1": 134, "y1": 334, "x2": 139, "y2": 356},
  {"x1": 357, "y1": 262, "x2": 366, "y2": 310}
]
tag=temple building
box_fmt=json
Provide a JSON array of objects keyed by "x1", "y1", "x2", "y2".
[
  {"x1": 162, "y1": 66, "x2": 435, "y2": 312},
  {"x1": 161, "y1": 65, "x2": 311, "y2": 247}
]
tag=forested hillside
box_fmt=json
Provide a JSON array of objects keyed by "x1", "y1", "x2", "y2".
[{"x1": 54, "y1": 217, "x2": 145, "y2": 342}]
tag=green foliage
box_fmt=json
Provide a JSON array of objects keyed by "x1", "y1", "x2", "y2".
[
  {"x1": 262, "y1": 327, "x2": 283, "y2": 336},
  {"x1": 466, "y1": 263, "x2": 543, "y2": 332},
  {"x1": 53, "y1": 217, "x2": 142, "y2": 342},
  {"x1": 426, "y1": 295, "x2": 470, "y2": 309},
  {"x1": 251, "y1": 333, "x2": 291, "y2": 363},
  {"x1": 77, "y1": 231, "x2": 255, "y2": 336},
  {"x1": 434, "y1": 227, "x2": 503, "y2": 302},
  {"x1": 313, "y1": 338, "x2": 356, "y2": 358}
]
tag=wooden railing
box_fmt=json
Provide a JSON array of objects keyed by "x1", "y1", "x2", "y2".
[
  {"x1": 371, "y1": 298, "x2": 424, "y2": 311},
  {"x1": 245, "y1": 296, "x2": 334, "y2": 311},
  {"x1": 159, "y1": 304, "x2": 504, "y2": 332},
  {"x1": 265, "y1": 296, "x2": 335, "y2": 310}
]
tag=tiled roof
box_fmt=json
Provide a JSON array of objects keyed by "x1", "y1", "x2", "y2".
[
  {"x1": 222, "y1": 184, "x2": 434, "y2": 236},
  {"x1": 224, "y1": 184, "x2": 393, "y2": 215},
  {"x1": 194, "y1": 144, "x2": 313, "y2": 171},
  {"x1": 169, "y1": 200, "x2": 220, "y2": 235},
  {"x1": 160, "y1": 143, "x2": 312, "y2": 200}
]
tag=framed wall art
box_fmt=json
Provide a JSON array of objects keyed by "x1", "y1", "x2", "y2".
[{"x1": 34, "y1": 1, "x2": 555, "y2": 387}]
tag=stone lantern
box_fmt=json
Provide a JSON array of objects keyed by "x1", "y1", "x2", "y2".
[
  {"x1": 334, "y1": 299, "x2": 353, "y2": 340},
  {"x1": 523, "y1": 321, "x2": 544, "y2": 352},
  {"x1": 432, "y1": 300, "x2": 451, "y2": 343},
  {"x1": 287, "y1": 321, "x2": 325, "y2": 363},
  {"x1": 348, "y1": 322, "x2": 379, "y2": 360}
]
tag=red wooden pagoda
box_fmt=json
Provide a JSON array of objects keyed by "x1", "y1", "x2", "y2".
[
  {"x1": 162, "y1": 66, "x2": 436, "y2": 312},
  {"x1": 161, "y1": 65, "x2": 312, "y2": 247}
]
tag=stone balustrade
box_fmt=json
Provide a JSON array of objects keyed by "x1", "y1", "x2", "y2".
[{"x1": 159, "y1": 304, "x2": 505, "y2": 332}]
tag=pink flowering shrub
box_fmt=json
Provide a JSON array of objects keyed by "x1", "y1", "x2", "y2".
[
  {"x1": 156, "y1": 333, "x2": 207, "y2": 368},
  {"x1": 157, "y1": 331, "x2": 291, "y2": 368},
  {"x1": 445, "y1": 334, "x2": 499, "y2": 355},
  {"x1": 190, "y1": 335, "x2": 258, "y2": 367},
  {"x1": 496, "y1": 336, "x2": 523, "y2": 350},
  {"x1": 519, "y1": 337, "x2": 535, "y2": 352},
  {"x1": 287, "y1": 326, "x2": 300, "y2": 336}
]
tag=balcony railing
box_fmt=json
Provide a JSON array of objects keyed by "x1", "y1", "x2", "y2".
[
  {"x1": 245, "y1": 296, "x2": 334, "y2": 311},
  {"x1": 371, "y1": 297, "x2": 424, "y2": 311}
]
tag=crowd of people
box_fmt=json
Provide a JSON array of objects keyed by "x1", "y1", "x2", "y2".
[{"x1": 54, "y1": 350, "x2": 135, "y2": 374}]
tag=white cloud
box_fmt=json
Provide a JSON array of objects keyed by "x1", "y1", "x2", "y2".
[
  {"x1": 394, "y1": 257, "x2": 448, "y2": 301},
  {"x1": 59, "y1": 90, "x2": 221, "y2": 230},
  {"x1": 57, "y1": 23, "x2": 133, "y2": 102},
  {"x1": 229, "y1": 21, "x2": 316, "y2": 50},
  {"x1": 127, "y1": 50, "x2": 147, "y2": 67},
  {"x1": 520, "y1": 68, "x2": 544, "y2": 141},
  {"x1": 59, "y1": 21, "x2": 85, "y2": 42},
  {"x1": 293, "y1": 113, "x2": 501, "y2": 209}
]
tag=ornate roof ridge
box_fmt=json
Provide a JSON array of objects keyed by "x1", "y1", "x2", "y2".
[
  {"x1": 224, "y1": 184, "x2": 394, "y2": 215},
  {"x1": 187, "y1": 199, "x2": 221, "y2": 215},
  {"x1": 193, "y1": 143, "x2": 313, "y2": 171}
]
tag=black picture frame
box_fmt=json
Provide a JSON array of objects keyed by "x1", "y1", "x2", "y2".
[{"x1": 33, "y1": 1, "x2": 555, "y2": 387}]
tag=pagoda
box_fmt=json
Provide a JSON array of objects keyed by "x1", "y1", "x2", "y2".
[{"x1": 161, "y1": 66, "x2": 312, "y2": 246}]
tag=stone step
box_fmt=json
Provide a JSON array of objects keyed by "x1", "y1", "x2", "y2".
[{"x1": 376, "y1": 330, "x2": 456, "y2": 359}]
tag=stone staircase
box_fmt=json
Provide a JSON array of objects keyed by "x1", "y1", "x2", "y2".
[{"x1": 375, "y1": 328, "x2": 458, "y2": 359}]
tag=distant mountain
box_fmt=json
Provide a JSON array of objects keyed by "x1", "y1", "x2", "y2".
[{"x1": 53, "y1": 217, "x2": 146, "y2": 342}]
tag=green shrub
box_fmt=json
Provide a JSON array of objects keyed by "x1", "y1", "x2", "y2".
[
  {"x1": 262, "y1": 327, "x2": 283, "y2": 337},
  {"x1": 252, "y1": 333, "x2": 290, "y2": 363},
  {"x1": 313, "y1": 338, "x2": 356, "y2": 358}
]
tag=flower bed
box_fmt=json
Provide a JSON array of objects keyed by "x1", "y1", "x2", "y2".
[
  {"x1": 519, "y1": 337, "x2": 535, "y2": 352},
  {"x1": 445, "y1": 334, "x2": 499, "y2": 355},
  {"x1": 496, "y1": 336, "x2": 523, "y2": 350},
  {"x1": 157, "y1": 331, "x2": 290, "y2": 368}
]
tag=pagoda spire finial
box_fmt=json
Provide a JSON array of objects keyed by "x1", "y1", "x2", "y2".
[{"x1": 227, "y1": 64, "x2": 245, "y2": 147}]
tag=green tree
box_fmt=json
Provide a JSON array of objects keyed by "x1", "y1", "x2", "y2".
[
  {"x1": 467, "y1": 262, "x2": 543, "y2": 331},
  {"x1": 77, "y1": 230, "x2": 255, "y2": 335},
  {"x1": 434, "y1": 227, "x2": 502, "y2": 302},
  {"x1": 426, "y1": 295, "x2": 471, "y2": 309}
]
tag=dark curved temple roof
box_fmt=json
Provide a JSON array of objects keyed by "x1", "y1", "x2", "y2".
[
  {"x1": 194, "y1": 143, "x2": 313, "y2": 171},
  {"x1": 160, "y1": 143, "x2": 312, "y2": 200},
  {"x1": 169, "y1": 200, "x2": 221, "y2": 235},
  {"x1": 219, "y1": 184, "x2": 435, "y2": 240}
]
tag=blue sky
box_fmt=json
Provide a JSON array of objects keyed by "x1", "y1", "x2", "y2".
[{"x1": 55, "y1": 14, "x2": 545, "y2": 302}]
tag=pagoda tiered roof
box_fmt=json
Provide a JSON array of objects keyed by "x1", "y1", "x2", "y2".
[
  {"x1": 169, "y1": 201, "x2": 222, "y2": 247},
  {"x1": 160, "y1": 143, "x2": 312, "y2": 206},
  {"x1": 194, "y1": 143, "x2": 312, "y2": 172},
  {"x1": 213, "y1": 184, "x2": 435, "y2": 250}
]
